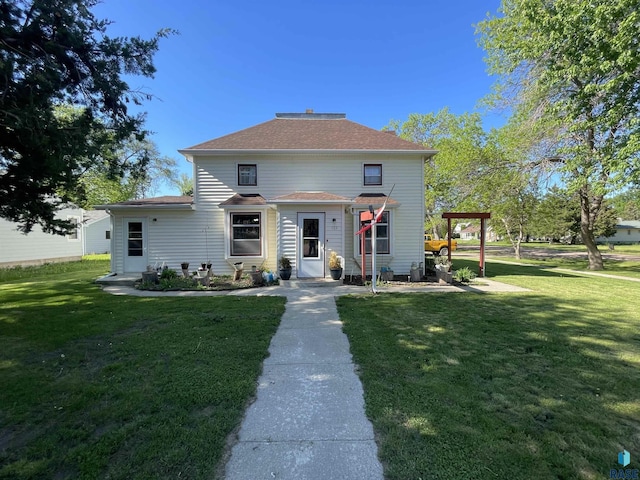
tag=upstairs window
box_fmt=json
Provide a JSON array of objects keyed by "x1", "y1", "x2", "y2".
[
  {"x1": 364, "y1": 164, "x2": 382, "y2": 185},
  {"x1": 238, "y1": 164, "x2": 257, "y2": 186}
]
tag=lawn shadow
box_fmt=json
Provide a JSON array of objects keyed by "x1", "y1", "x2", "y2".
[{"x1": 339, "y1": 289, "x2": 640, "y2": 480}]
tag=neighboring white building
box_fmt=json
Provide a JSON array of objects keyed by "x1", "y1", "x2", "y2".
[
  {"x1": 97, "y1": 112, "x2": 437, "y2": 278},
  {"x1": 0, "y1": 205, "x2": 83, "y2": 267},
  {"x1": 83, "y1": 210, "x2": 111, "y2": 254},
  {"x1": 598, "y1": 220, "x2": 640, "y2": 244}
]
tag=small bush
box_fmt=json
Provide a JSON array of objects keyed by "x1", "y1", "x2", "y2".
[
  {"x1": 453, "y1": 267, "x2": 477, "y2": 283},
  {"x1": 160, "y1": 268, "x2": 178, "y2": 280}
]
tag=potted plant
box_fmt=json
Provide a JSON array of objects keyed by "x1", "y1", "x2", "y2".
[
  {"x1": 434, "y1": 256, "x2": 452, "y2": 284},
  {"x1": 180, "y1": 262, "x2": 190, "y2": 278},
  {"x1": 278, "y1": 256, "x2": 292, "y2": 280},
  {"x1": 329, "y1": 251, "x2": 342, "y2": 280}
]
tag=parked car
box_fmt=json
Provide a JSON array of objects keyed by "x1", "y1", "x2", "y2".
[{"x1": 425, "y1": 234, "x2": 457, "y2": 256}]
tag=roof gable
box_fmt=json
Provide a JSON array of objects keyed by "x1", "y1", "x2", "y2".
[{"x1": 182, "y1": 113, "x2": 434, "y2": 152}]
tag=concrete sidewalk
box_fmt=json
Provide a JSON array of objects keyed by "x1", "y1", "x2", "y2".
[
  {"x1": 223, "y1": 288, "x2": 384, "y2": 480},
  {"x1": 98, "y1": 278, "x2": 528, "y2": 479}
]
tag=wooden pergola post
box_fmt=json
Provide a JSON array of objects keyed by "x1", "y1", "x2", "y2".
[{"x1": 441, "y1": 212, "x2": 491, "y2": 277}]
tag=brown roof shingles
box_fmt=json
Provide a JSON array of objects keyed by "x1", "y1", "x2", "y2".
[
  {"x1": 353, "y1": 193, "x2": 399, "y2": 206},
  {"x1": 183, "y1": 117, "x2": 433, "y2": 152},
  {"x1": 270, "y1": 192, "x2": 352, "y2": 202},
  {"x1": 219, "y1": 194, "x2": 267, "y2": 206}
]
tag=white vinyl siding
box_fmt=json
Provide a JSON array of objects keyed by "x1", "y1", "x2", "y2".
[
  {"x1": 107, "y1": 152, "x2": 425, "y2": 276},
  {"x1": 194, "y1": 153, "x2": 424, "y2": 275},
  {"x1": 0, "y1": 206, "x2": 83, "y2": 267}
]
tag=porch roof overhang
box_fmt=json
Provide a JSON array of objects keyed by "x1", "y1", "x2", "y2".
[
  {"x1": 267, "y1": 191, "x2": 353, "y2": 205},
  {"x1": 352, "y1": 193, "x2": 400, "y2": 208},
  {"x1": 219, "y1": 193, "x2": 271, "y2": 209}
]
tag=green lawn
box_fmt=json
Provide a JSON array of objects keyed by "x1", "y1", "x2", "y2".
[
  {"x1": 0, "y1": 257, "x2": 285, "y2": 479},
  {"x1": 338, "y1": 260, "x2": 640, "y2": 480}
]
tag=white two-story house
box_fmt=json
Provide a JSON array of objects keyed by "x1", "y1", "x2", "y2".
[{"x1": 98, "y1": 111, "x2": 436, "y2": 278}]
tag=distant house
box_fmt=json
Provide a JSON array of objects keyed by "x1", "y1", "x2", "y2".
[
  {"x1": 598, "y1": 220, "x2": 640, "y2": 244},
  {"x1": 83, "y1": 210, "x2": 111, "y2": 254},
  {"x1": 460, "y1": 225, "x2": 480, "y2": 240},
  {"x1": 97, "y1": 111, "x2": 437, "y2": 278},
  {"x1": 0, "y1": 205, "x2": 84, "y2": 267}
]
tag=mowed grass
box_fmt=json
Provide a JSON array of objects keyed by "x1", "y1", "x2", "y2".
[
  {"x1": 338, "y1": 260, "x2": 640, "y2": 479},
  {"x1": 0, "y1": 257, "x2": 285, "y2": 479}
]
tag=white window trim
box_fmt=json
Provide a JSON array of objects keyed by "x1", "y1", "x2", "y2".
[{"x1": 223, "y1": 208, "x2": 269, "y2": 261}]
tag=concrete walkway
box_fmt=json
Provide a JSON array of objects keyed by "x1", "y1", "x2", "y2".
[
  {"x1": 98, "y1": 278, "x2": 528, "y2": 479},
  {"x1": 223, "y1": 287, "x2": 383, "y2": 480}
]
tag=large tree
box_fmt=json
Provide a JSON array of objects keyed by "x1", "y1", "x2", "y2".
[
  {"x1": 386, "y1": 109, "x2": 495, "y2": 237},
  {"x1": 477, "y1": 0, "x2": 640, "y2": 269},
  {"x1": 0, "y1": 0, "x2": 172, "y2": 234}
]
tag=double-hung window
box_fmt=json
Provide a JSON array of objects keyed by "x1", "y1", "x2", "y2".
[
  {"x1": 364, "y1": 164, "x2": 382, "y2": 186},
  {"x1": 230, "y1": 213, "x2": 261, "y2": 256},
  {"x1": 238, "y1": 164, "x2": 257, "y2": 186},
  {"x1": 359, "y1": 210, "x2": 390, "y2": 254}
]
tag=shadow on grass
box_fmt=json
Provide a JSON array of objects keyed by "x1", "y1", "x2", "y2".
[
  {"x1": 338, "y1": 289, "x2": 640, "y2": 480},
  {"x1": 0, "y1": 273, "x2": 286, "y2": 479}
]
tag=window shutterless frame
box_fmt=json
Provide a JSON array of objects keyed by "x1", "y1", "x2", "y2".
[
  {"x1": 238, "y1": 164, "x2": 257, "y2": 186},
  {"x1": 230, "y1": 212, "x2": 262, "y2": 256},
  {"x1": 363, "y1": 163, "x2": 382, "y2": 185},
  {"x1": 358, "y1": 210, "x2": 390, "y2": 254}
]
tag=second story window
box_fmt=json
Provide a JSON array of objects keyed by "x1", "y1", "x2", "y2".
[
  {"x1": 364, "y1": 164, "x2": 382, "y2": 185},
  {"x1": 238, "y1": 164, "x2": 257, "y2": 186}
]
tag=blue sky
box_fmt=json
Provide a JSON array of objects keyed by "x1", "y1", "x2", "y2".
[{"x1": 93, "y1": 0, "x2": 504, "y2": 195}]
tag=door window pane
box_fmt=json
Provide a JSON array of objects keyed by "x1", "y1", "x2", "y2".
[
  {"x1": 128, "y1": 222, "x2": 143, "y2": 256},
  {"x1": 303, "y1": 219, "x2": 319, "y2": 258}
]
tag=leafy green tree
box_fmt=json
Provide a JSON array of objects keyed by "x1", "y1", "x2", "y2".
[
  {"x1": 387, "y1": 108, "x2": 495, "y2": 237},
  {"x1": 0, "y1": 0, "x2": 173, "y2": 234},
  {"x1": 79, "y1": 136, "x2": 178, "y2": 208},
  {"x1": 530, "y1": 187, "x2": 581, "y2": 243},
  {"x1": 477, "y1": 0, "x2": 640, "y2": 270},
  {"x1": 172, "y1": 173, "x2": 194, "y2": 197},
  {"x1": 610, "y1": 188, "x2": 640, "y2": 220}
]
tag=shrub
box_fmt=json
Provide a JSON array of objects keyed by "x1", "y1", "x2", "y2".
[{"x1": 453, "y1": 267, "x2": 477, "y2": 283}]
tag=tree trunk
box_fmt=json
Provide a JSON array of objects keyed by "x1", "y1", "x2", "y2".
[
  {"x1": 502, "y1": 218, "x2": 521, "y2": 259},
  {"x1": 579, "y1": 188, "x2": 604, "y2": 270}
]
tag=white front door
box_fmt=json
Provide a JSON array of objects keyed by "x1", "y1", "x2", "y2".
[
  {"x1": 124, "y1": 218, "x2": 148, "y2": 273},
  {"x1": 297, "y1": 213, "x2": 325, "y2": 278}
]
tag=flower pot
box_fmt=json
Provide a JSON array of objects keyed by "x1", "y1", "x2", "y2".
[
  {"x1": 330, "y1": 268, "x2": 343, "y2": 280},
  {"x1": 436, "y1": 269, "x2": 452, "y2": 284},
  {"x1": 141, "y1": 271, "x2": 158, "y2": 284},
  {"x1": 279, "y1": 267, "x2": 292, "y2": 280}
]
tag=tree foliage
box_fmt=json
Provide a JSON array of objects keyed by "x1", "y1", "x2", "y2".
[
  {"x1": 610, "y1": 188, "x2": 640, "y2": 220},
  {"x1": 78, "y1": 136, "x2": 178, "y2": 208},
  {"x1": 477, "y1": 0, "x2": 640, "y2": 269},
  {"x1": 0, "y1": 0, "x2": 173, "y2": 234},
  {"x1": 172, "y1": 172, "x2": 194, "y2": 197},
  {"x1": 387, "y1": 109, "x2": 496, "y2": 237}
]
